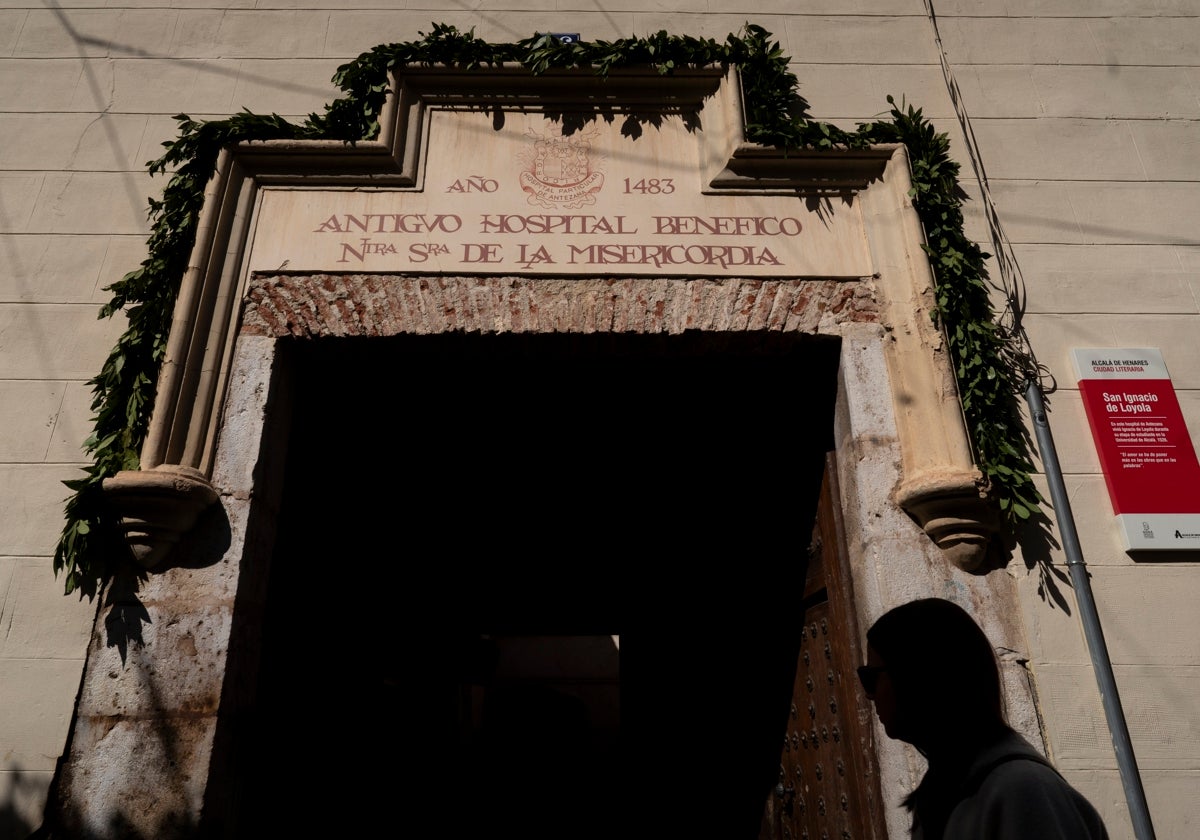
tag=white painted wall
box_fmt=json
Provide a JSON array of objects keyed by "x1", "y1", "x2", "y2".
[{"x1": 1, "y1": 2, "x2": 1196, "y2": 838}]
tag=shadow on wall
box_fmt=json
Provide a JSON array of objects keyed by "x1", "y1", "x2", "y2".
[
  {"x1": 3, "y1": 765, "x2": 38, "y2": 840},
  {"x1": 29, "y1": 812, "x2": 198, "y2": 840},
  {"x1": 27, "y1": 647, "x2": 206, "y2": 840},
  {"x1": 30, "y1": 502, "x2": 235, "y2": 840},
  {"x1": 8, "y1": 765, "x2": 190, "y2": 840}
]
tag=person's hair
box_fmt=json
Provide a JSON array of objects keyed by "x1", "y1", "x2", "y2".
[
  {"x1": 866, "y1": 597, "x2": 1007, "y2": 735},
  {"x1": 867, "y1": 598, "x2": 1010, "y2": 837}
]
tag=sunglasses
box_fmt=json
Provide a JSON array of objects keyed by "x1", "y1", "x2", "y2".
[{"x1": 856, "y1": 664, "x2": 887, "y2": 693}]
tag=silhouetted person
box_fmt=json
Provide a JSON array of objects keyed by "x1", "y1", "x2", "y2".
[{"x1": 860, "y1": 598, "x2": 1109, "y2": 840}]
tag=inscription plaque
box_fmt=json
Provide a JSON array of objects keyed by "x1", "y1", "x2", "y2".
[{"x1": 248, "y1": 110, "x2": 873, "y2": 278}]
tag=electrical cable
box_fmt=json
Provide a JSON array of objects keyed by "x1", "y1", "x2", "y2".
[{"x1": 920, "y1": 4, "x2": 1158, "y2": 838}]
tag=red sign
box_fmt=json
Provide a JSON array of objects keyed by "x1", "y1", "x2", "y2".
[{"x1": 1074, "y1": 348, "x2": 1200, "y2": 551}]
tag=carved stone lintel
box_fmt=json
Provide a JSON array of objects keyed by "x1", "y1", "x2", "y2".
[
  {"x1": 102, "y1": 465, "x2": 220, "y2": 568},
  {"x1": 895, "y1": 469, "x2": 999, "y2": 572}
]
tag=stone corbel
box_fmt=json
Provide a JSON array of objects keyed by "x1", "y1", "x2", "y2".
[
  {"x1": 895, "y1": 468, "x2": 999, "y2": 572},
  {"x1": 102, "y1": 465, "x2": 219, "y2": 568}
]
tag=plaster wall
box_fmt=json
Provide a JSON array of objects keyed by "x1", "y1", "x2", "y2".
[
  {"x1": 925, "y1": 10, "x2": 1200, "y2": 840},
  {"x1": 1, "y1": 2, "x2": 1197, "y2": 839}
]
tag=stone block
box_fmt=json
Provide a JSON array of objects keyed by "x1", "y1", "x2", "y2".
[
  {"x1": 170, "y1": 9, "x2": 328, "y2": 58},
  {"x1": 1128, "y1": 120, "x2": 1200, "y2": 181},
  {"x1": 1067, "y1": 182, "x2": 1200, "y2": 246},
  {"x1": 1072, "y1": 769, "x2": 1200, "y2": 840},
  {"x1": 0, "y1": 768, "x2": 54, "y2": 840},
  {"x1": 14, "y1": 10, "x2": 117, "y2": 57},
  {"x1": 1182, "y1": 390, "x2": 1200, "y2": 449},
  {"x1": 0, "y1": 659, "x2": 85, "y2": 772},
  {"x1": 65, "y1": 114, "x2": 155, "y2": 172},
  {"x1": 324, "y1": 12, "x2": 498, "y2": 57},
  {"x1": 0, "y1": 558, "x2": 95, "y2": 660},
  {"x1": 160, "y1": 8, "x2": 221, "y2": 55},
  {"x1": 1018, "y1": 472, "x2": 1134, "y2": 571},
  {"x1": 0, "y1": 10, "x2": 23, "y2": 54},
  {"x1": 791, "y1": 63, "x2": 952, "y2": 122},
  {"x1": 1013, "y1": 244, "x2": 1197, "y2": 315},
  {"x1": 0, "y1": 175, "x2": 43, "y2": 234},
  {"x1": 0, "y1": 59, "x2": 114, "y2": 112},
  {"x1": 211, "y1": 336, "x2": 277, "y2": 496},
  {"x1": 134, "y1": 0, "x2": 256, "y2": 6},
  {"x1": 937, "y1": 0, "x2": 1151, "y2": 13},
  {"x1": 0, "y1": 304, "x2": 125, "y2": 379},
  {"x1": 474, "y1": 0, "x2": 570, "y2": 11},
  {"x1": 870, "y1": 66, "x2": 956, "y2": 118},
  {"x1": 986, "y1": 180, "x2": 1083, "y2": 245},
  {"x1": 58, "y1": 716, "x2": 216, "y2": 836},
  {"x1": 1015, "y1": 569, "x2": 1088, "y2": 665},
  {"x1": 970, "y1": 119, "x2": 1145, "y2": 181},
  {"x1": 252, "y1": 0, "x2": 430, "y2": 6},
  {"x1": 1087, "y1": 17, "x2": 1200, "y2": 67},
  {"x1": 0, "y1": 235, "x2": 135, "y2": 303},
  {"x1": 1059, "y1": 473, "x2": 1141, "y2": 566},
  {"x1": 715, "y1": 0, "x2": 920, "y2": 10},
  {"x1": 1104, "y1": 316, "x2": 1200, "y2": 388},
  {"x1": 226, "y1": 60, "x2": 341, "y2": 117},
  {"x1": 1032, "y1": 66, "x2": 1200, "y2": 119},
  {"x1": 76, "y1": 602, "x2": 232, "y2": 719},
  {"x1": 139, "y1": 114, "x2": 187, "y2": 168},
  {"x1": 954, "y1": 183, "x2": 994, "y2": 250},
  {"x1": 1177, "y1": 245, "x2": 1200, "y2": 272},
  {"x1": 560, "y1": 0, "x2": 707, "y2": 9},
  {"x1": 0, "y1": 114, "x2": 149, "y2": 172},
  {"x1": 111, "y1": 59, "x2": 239, "y2": 114},
  {"x1": 1032, "y1": 389, "x2": 1101, "y2": 475},
  {"x1": 0, "y1": 465, "x2": 91, "y2": 556},
  {"x1": 17, "y1": 9, "x2": 177, "y2": 58},
  {"x1": 0, "y1": 382, "x2": 67, "y2": 462},
  {"x1": 1019, "y1": 314, "x2": 1116, "y2": 379},
  {"x1": 26, "y1": 172, "x2": 157, "y2": 235},
  {"x1": 324, "y1": 13, "x2": 446, "y2": 60},
  {"x1": 1052, "y1": 770, "x2": 1130, "y2": 839},
  {"x1": 987, "y1": 180, "x2": 1200, "y2": 247},
  {"x1": 953, "y1": 65, "x2": 1042, "y2": 119},
  {"x1": 837, "y1": 334, "x2": 900, "y2": 440},
  {"x1": 1037, "y1": 664, "x2": 1200, "y2": 770},
  {"x1": 44, "y1": 382, "x2": 97, "y2": 464},
  {"x1": 939, "y1": 17, "x2": 1100, "y2": 64},
  {"x1": 477, "y1": 10, "x2": 636, "y2": 42},
  {"x1": 782, "y1": 16, "x2": 940, "y2": 64},
  {"x1": 1094, "y1": 568, "x2": 1200, "y2": 667},
  {"x1": 96, "y1": 236, "x2": 150, "y2": 299}
]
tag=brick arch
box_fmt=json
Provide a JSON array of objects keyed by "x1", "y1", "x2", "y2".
[{"x1": 240, "y1": 274, "x2": 879, "y2": 339}]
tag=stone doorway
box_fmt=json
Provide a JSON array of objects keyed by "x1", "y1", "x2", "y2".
[
  {"x1": 48, "y1": 67, "x2": 1024, "y2": 839},
  {"x1": 233, "y1": 329, "x2": 841, "y2": 838}
]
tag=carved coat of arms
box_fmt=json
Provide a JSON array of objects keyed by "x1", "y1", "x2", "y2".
[{"x1": 519, "y1": 124, "x2": 605, "y2": 209}]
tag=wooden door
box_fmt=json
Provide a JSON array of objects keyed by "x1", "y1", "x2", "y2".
[{"x1": 758, "y1": 453, "x2": 888, "y2": 840}]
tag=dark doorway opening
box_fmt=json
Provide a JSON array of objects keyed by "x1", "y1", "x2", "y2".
[{"x1": 234, "y1": 329, "x2": 841, "y2": 838}]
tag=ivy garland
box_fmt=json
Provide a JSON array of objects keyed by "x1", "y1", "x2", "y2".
[{"x1": 52, "y1": 23, "x2": 1041, "y2": 596}]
